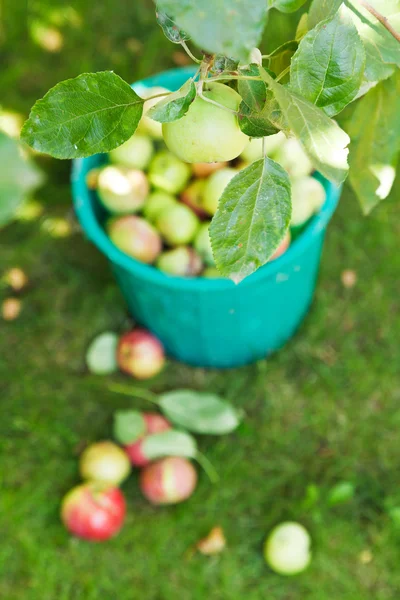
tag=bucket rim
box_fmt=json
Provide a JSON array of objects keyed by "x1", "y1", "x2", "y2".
[{"x1": 72, "y1": 67, "x2": 341, "y2": 291}]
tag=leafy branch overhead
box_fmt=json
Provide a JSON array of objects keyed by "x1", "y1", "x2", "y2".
[{"x1": 20, "y1": 0, "x2": 400, "y2": 283}]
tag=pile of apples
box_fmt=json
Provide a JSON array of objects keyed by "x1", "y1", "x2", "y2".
[{"x1": 87, "y1": 86, "x2": 327, "y2": 278}]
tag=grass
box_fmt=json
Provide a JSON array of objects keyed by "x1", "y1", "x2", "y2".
[{"x1": 1, "y1": 2, "x2": 400, "y2": 598}]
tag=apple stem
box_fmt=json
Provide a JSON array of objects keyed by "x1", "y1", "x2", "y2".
[
  {"x1": 107, "y1": 383, "x2": 159, "y2": 405},
  {"x1": 206, "y1": 75, "x2": 262, "y2": 83},
  {"x1": 196, "y1": 451, "x2": 219, "y2": 483},
  {"x1": 180, "y1": 40, "x2": 202, "y2": 64},
  {"x1": 143, "y1": 91, "x2": 172, "y2": 102}
]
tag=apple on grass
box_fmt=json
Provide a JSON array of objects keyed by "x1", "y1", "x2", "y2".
[
  {"x1": 180, "y1": 179, "x2": 208, "y2": 219},
  {"x1": 148, "y1": 151, "x2": 191, "y2": 195},
  {"x1": 109, "y1": 133, "x2": 154, "y2": 170},
  {"x1": 156, "y1": 204, "x2": 200, "y2": 246},
  {"x1": 156, "y1": 247, "x2": 203, "y2": 277},
  {"x1": 290, "y1": 177, "x2": 326, "y2": 228},
  {"x1": 202, "y1": 168, "x2": 237, "y2": 216},
  {"x1": 97, "y1": 165, "x2": 149, "y2": 214},
  {"x1": 163, "y1": 83, "x2": 248, "y2": 163},
  {"x1": 140, "y1": 457, "x2": 197, "y2": 505},
  {"x1": 61, "y1": 482, "x2": 126, "y2": 541},
  {"x1": 143, "y1": 191, "x2": 177, "y2": 223},
  {"x1": 79, "y1": 441, "x2": 131, "y2": 486},
  {"x1": 194, "y1": 222, "x2": 215, "y2": 266},
  {"x1": 264, "y1": 522, "x2": 312, "y2": 575},
  {"x1": 124, "y1": 412, "x2": 171, "y2": 467},
  {"x1": 117, "y1": 328, "x2": 165, "y2": 380},
  {"x1": 107, "y1": 215, "x2": 162, "y2": 264},
  {"x1": 86, "y1": 332, "x2": 118, "y2": 375}
]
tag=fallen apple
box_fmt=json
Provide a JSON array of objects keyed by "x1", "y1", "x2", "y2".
[
  {"x1": 274, "y1": 138, "x2": 313, "y2": 179},
  {"x1": 264, "y1": 522, "x2": 312, "y2": 576},
  {"x1": 107, "y1": 215, "x2": 162, "y2": 263},
  {"x1": 156, "y1": 204, "x2": 200, "y2": 246},
  {"x1": 291, "y1": 176, "x2": 326, "y2": 227},
  {"x1": 192, "y1": 161, "x2": 228, "y2": 178},
  {"x1": 143, "y1": 190, "x2": 177, "y2": 223},
  {"x1": 61, "y1": 482, "x2": 126, "y2": 541},
  {"x1": 156, "y1": 246, "x2": 203, "y2": 277},
  {"x1": 79, "y1": 441, "x2": 131, "y2": 485},
  {"x1": 163, "y1": 83, "x2": 248, "y2": 163},
  {"x1": 2, "y1": 298, "x2": 22, "y2": 321},
  {"x1": 97, "y1": 165, "x2": 149, "y2": 214},
  {"x1": 148, "y1": 150, "x2": 191, "y2": 195},
  {"x1": 140, "y1": 456, "x2": 197, "y2": 505},
  {"x1": 202, "y1": 168, "x2": 237, "y2": 216},
  {"x1": 86, "y1": 331, "x2": 119, "y2": 375},
  {"x1": 180, "y1": 179, "x2": 208, "y2": 219},
  {"x1": 125, "y1": 412, "x2": 171, "y2": 467},
  {"x1": 109, "y1": 133, "x2": 154, "y2": 170},
  {"x1": 117, "y1": 328, "x2": 165, "y2": 379},
  {"x1": 194, "y1": 222, "x2": 215, "y2": 266}
]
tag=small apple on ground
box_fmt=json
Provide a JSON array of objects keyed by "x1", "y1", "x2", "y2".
[
  {"x1": 270, "y1": 231, "x2": 291, "y2": 261},
  {"x1": 143, "y1": 190, "x2": 177, "y2": 223},
  {"x1": 61, "y1": 482, "x2": 126, "y2": 541},
  {"x1": 157, "y1": 247, "x2": 203, "y2": 277},
  {"x1": 264, "y1": 522, "x2": 312, "y2": 575},
  {"x1": 140, "y1": 456, "x2": 197, "y2": 505},
  {"x1": 117, "y1": 328, "x2": 165, "y2": 379},
  {"x1": 86, "y1": 331, "x2": 119, "y2": 375},
  {"x1": 2, "y1": 267, "x2": 28, "y2": 292},
  {"x1": 194, "y1": 222, "x2": 215, "y2": 266},
  {"x1": 124, "y1": 412, "x2": 171, "y2": 467},
  {"x1": 192, "y1": 161, "x2": 228, "y2": 178},
  {"x1": 148, "y1": 151, "x2": 191, "y2": 195},
  {"x1": 180, "y1": 179, "x2": 208, "y2": 218},
  {"x1": 163, "y1": 83, "x2": 248, "y2": 163},
  {"x1": 97, "y1": 165, "x2": 149, "y2": 214},
  {"x1": 156, "y1": 204, "x2": 200, "y2": 246},
  {"x1": 2, "y1": 298, "x2": 22, "y2": 321},
  {"x1": 138, "y1": 86, "x2": 171, "y2": 139},
  {"x1": 107, "y1": 215, "x2": 162, "y2": 263},
  {"x1": 274, "y1": 138, "x2": 313, "y2": 179},
  {"x1": 291, "y1": 177, "x2": 326, "y2": 227},
  {"x1": 79, "y1": 441, "x2": 131, "y2": 485},
  {"x1": 202, "y1": 168, "x2": 237, "y2": 216},
  {"x1": 110, "y1": 133, "x2": 154, "y2": 170}
]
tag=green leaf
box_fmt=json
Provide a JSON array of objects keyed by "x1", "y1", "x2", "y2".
[
  {"x1": 0, "y1": 132, "x2": 44, "y2": 228},
  {"x1": 142, "y1": 430, "x2": 198, "y2": 460},
  {"x1": 261, "y1": 68, "x2": 350, "y2": 185},
  {"x1": 158, "y1": 389, "x2": 241, "y2": 434},
  {"x1": 347, "y1": 0, "x2": 400, "y2": 90},
  {"x1": 308, "y1": 0, "x2": 342, "y2": 28},
  {"x1": 346, "y1": 72, "x2": 400, "y2": 214},
  {"x1": 156, "y1": 0, "x2": 268, "y2": 61},
  {"x1": 327, "y1": 481, "x2": 355, "y2": 506},
  {"x1": 238, "y1": 64, "x2": 267, "y2": 112},
  {"x1": 113, "y1": 410, "x2": 146, "y2": 445},
  {"x1": 269, "y1": 43, "x2": 297, "y2": 80},
  {"x1": 290, "y1": 5, "x2": 366, "y2": 117},
  {"x1": 210, "y1": 158, "x2": 291, "y2": 283},
  {"x1": 147, "y1": 79, "x2": 196, "y2": 123},
  {"x1": 21, "y1": 72, "x2": 144, "y2": 159},
  {"x1": 238, "y1": 99, "x2": 279, "y2": 138},
  {"x1": 268, "y1": 0, "x2": 307, "y2": 13},
  {"x1": 211, "y1": 55, "x2": 240, "y2": 74},
  {"x1": 156, "y1": 7, "x2": 190, "y2": 43},
  {"x1": 268, "y1": 40, "x2": 299, "y2": 58}
]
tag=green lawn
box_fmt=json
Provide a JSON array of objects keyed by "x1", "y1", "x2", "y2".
[{"x1": 1, "y1": 2, "x2": 400, "y2": 598}]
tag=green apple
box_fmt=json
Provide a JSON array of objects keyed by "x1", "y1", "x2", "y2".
[
  {"x1": 180, "y1": 179, "x2": 207, "y2": 218},
  {"x1": 264, "y1": 522, "x2": 312, "y2": 576},
  {"x1": 194, "y1": 222, "x2": 215, "y2": 266},
  {"x1": 107, "y1": 215, "x2": 162, "y2": 263},
  {"x1": 149, "y1": 151, "x2": 191, "y2": 195},
  {"x1": 109, "y1": 133, "x2": 154, "y2": 170},
  {"x1": 163, "y1": 82, "x2": 248, "y2": 163},
  {"x1": 270, "y1": 231, "x2": 291, "y2": 261},
  {"x1": 202, "y1": 267, "x2": 223, "y2": 279},
  {"x1": 138, "y1": 86, "x2": 171, "y2": 139},
  {"x1": 156, "y1": 246, "x2": 203, "y2": 277},
  {"x1": 275, "y1": 138, "x2": 313, "y2": 178},
  {"x1": 240, "y1": 132, "x2": 286, "y2": 163},
  {"x1": 291, "y1": 177, "x2": 326, "y2": 227},
  {"x1": 97, "y1": 166, "x2": 149, "y2": 214},
  {"x1": 156, "y1": 204, "x2": 199, "y2": 246},
  {"x1": 202, "y1": 168, "x2": 237, "y2": 216},
  {"x1": 143, "y1": 190, "x2": 177, "y2": 223}
]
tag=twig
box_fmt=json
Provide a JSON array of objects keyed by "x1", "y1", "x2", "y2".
[{"x1": 359, "y1": 0, "x2": 400, "y2": 43}]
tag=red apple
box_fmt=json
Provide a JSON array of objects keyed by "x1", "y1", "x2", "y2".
[
  {"x1": 117, "y1": 328, "x2": 165, "y2": 379},
  {"x1": 270, "y1": 231, "x2": 291, "y2": 261},
  {"x1": 180, "y1": 179, "x2": 208, "y2": 218},
  {"x1": 61, "y1": 482, "x2": 126, "y2": 541},
  {"x1": 79, "y1": 441, "x2": 131, "y2": 485},
  {"x1": 125, "y1": 412, "x2": 171, "y2": 467},
  {"x1": 107, "y1": 215, "x2": 162, "y2": 264},
  {"x1": 140, "y1": 457, "x2": 197, "y2": 505},
  {"x1": 156, "y1": 247, "x2": 203, "y2": 277}
]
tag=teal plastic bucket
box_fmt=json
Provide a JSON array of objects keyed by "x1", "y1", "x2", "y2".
[{"x1": 72, "y1": 67, "x2": 341, "y2": 368}]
